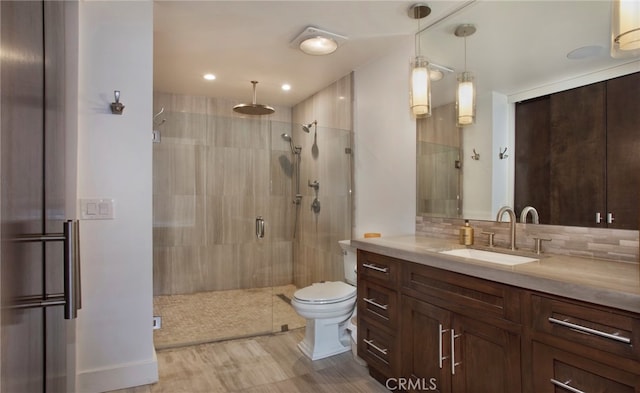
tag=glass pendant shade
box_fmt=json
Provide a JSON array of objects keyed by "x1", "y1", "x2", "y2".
[
  {"x1": 410, "y1": 56, "x2": 431, "y2": 118},
  {"x1": 611, "y1": 0, "x2": 640, "y2": 58},
  {"x1": 456, "y1": 71, "x2": 475, "y2": 126}
]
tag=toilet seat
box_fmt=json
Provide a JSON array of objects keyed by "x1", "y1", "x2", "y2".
[{"x1": 293, "y1": 281, "x2": 356, "y2": 305}]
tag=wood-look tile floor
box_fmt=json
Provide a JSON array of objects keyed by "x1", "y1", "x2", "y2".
[{"x1": 110, "y1": 328, "x2": 389, "y2": 393}]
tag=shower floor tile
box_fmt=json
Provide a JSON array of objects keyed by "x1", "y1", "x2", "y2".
[{"x1": 153, "y1": 284, "x2": 305, "y2": 349}]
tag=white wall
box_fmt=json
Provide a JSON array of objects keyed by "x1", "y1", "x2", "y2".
[
  {"x1": 76, "y1": 2, "x2": 157, "y2": 392},
  {"x1": 353, "y1": 37, "x2": 416, "y2": 237}
]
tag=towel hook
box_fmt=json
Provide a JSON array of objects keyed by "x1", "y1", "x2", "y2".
[
  {"x1": 110, "y1": 90, "x2": 125, "y2": 115},
  {"x1": 499, "y1": 147, "x2": 509, "y2": 160}
]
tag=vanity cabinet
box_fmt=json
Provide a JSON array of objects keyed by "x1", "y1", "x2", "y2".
[
  {"x1": 527, "y1": 293, "x2": 640, "y2": 393},
  {"x1": 357, "y1": 250, "x2": 401, "y2": 382},
  {"x1": 400, "y1": 262, "x2": 522, "y2": 393},
  {"x1": 515, "y1": 71, "x2": 640, "y2": 229},
  {"x1": 357, "y1": 250, "x2": 640, "y2": 392}
]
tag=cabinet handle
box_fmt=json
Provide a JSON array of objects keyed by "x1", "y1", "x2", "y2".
[
  {"x1": 438, "y1": 324, "x2": 449, "y2": 369},
  {"x1": 363, "y1": 297, "x2": 388, "y2": 310},
  {"x1": 364, "y1": 338, "x2": 388, "y2": 355},
  {"x1": 450, "y1": 329, "x2": 462, "y2": 375},
  {"x1": 550, "y1": 379, "x2": 586, "y2": 393},
  {"x1": 607, "y1": 212, "x2": 614, "y2": 224},
  {"x1": 548, "y1": 317, "x2": 631, "y2": 344},
  {"x1": 595, "y1": 212, "x2": 602, "y2": 224},
  {"x1": 362, "y1": 263, "x2": 389, "y2": 273}
]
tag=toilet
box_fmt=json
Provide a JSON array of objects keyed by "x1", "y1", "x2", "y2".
[{"x1": 291, "y1": 240, "x2": 358, "y2": 360}]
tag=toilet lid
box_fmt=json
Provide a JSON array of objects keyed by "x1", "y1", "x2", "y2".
[{"x1": 293, "y1": 281, "x2": 356, "y2": 304}]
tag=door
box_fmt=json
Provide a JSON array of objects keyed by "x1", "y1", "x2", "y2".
[
  {"x1": 549, "y1": 82, "x2": 607, "y2": 227},
  {"x1": 606, "y1": 72, "x2": 640, "y2": 229},
  {"x1": 450, "y1": 315, "x2": 521, "y2": 393},
  {"x1": 1, "y1": 2, "x2": 76, "y2": 392},
  {"x1": 401, "y1": 295, "x2": 451, "y2": 393}
]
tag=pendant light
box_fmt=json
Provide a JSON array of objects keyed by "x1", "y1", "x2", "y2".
[
  {"x1": 409, "y1": 4, "x2": 432, "y2": 118},
  {"x1": 455, "y1": 24, "x2": 476, "y2": 127},
  {"x1": 611, "y1": 0, "x2": 640, "y2": 58}
]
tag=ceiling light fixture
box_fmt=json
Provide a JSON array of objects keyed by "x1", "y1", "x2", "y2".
[
  {"x1": 203, "y1": 73, "x2": 216, "y2": 81},
  {"x1": 455, "y1": 24, "x2": 476, "y2": 127},
  {"x1": 291, "y1": 26, "x2": 347, "y2": 56},
  {"x1": 611, "y1": 0, "x2": 640, "y2": 58},
  {"x1": 281, "y1": 83, "x2": 291, "y2": 91},
  {"x1": 409, "y1": 3, "x2": 432, "y2": 119}
]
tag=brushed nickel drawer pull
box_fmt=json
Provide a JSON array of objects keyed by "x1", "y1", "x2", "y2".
[
  {"x1": 548, "y1": 317, "x2": 631, "y2": 344},
  {"x1": 363, "y1": 297, "x2": 388, "y2": 310},
  {"x1": 438, "y1": 323, "x2": 449, "y2": 369},
  {"x1": 550, "y1": 378, "x2": 586, "y2": 393},
  {"x1": 362, "y1": 263, "x2": 389, "y2": 273},
  {"x1": 451, "y1": 329, "x2": 462, "y2": 375},
  {"x1": 364, "y1": 338, "x2": 388, "y2": 355}
]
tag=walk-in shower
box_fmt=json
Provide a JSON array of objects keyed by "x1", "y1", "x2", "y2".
[{"x1": 151, "y1": 95, "x2": 352, "y2": 348}]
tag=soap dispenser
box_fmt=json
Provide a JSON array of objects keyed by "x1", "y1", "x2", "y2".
[{"x1": 459, "y1": 220, "x2": 474, "y2": 245}]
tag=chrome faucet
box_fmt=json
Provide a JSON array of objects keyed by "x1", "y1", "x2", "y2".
[
  {"x1": 496, "y1": 206, "x2": 517, "y2": 251},
  {"x1": 520, "y1": 206, "x2": 539, "y2": 224}
]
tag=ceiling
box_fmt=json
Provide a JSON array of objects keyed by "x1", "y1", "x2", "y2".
[{"x1": 154, "y1": 1, "x2": 640, "y2": 109}]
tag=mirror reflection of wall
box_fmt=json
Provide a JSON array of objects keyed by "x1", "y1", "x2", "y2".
[
  {"x1": 415, "y1": 1, "x2": 640, "y2": 227},
  {"x1": 416, "y1": 103, "x2": 461, "y2": 218}
]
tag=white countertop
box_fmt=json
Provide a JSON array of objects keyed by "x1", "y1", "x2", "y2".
[{"x1": 350, "y1": 235, "x2": 640, "y2": 314}]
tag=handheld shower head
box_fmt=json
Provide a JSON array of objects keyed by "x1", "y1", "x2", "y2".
[
  {"x1": 302, "y1": 120, "x2": 317, "y2": 133},
  {"x1": 281, "y1": 133, "x2": 300, "y2": 155}
]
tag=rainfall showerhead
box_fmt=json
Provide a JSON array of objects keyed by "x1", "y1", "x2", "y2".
[
  {"x1": 302, "y1": 120, "x2": 317, "y2": 133},
  {"x1": 233, "y1": 81, "x2": 275, "y2": 115}
]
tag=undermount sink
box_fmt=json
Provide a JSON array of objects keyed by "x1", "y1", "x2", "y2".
[{"x1": 439, "y1": 248, "x2": 538, "y2": 266}]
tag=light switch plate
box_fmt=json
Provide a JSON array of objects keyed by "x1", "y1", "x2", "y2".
[{"x1": 80, "y1": 198, "x2": 115, "y2": 219}]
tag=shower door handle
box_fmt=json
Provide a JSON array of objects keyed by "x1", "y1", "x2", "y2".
[{"x1": 256, "y1": 216, "x2": 265, "y2": 239}]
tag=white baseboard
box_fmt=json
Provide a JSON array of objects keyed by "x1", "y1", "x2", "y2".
[{"x1": 76, "y1": 352, "x2": 158, "y2": 393}]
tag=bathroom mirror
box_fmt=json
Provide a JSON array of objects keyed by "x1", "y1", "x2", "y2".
[{"x1": 416, "y1": 0, "x2": 640, "y2": 224}]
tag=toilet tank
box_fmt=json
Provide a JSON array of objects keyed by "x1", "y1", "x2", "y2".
[{"x1": 338, "y1": 240, "x2": 357, "y2": 285}]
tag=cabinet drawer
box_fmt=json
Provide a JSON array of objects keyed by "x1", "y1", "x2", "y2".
[
  {"x1": 403, "y1": 262, "x2": 521, "y2": 323},
  {"x1": 358, "y1": 280, "x2": 398, "y2": 331},
  {"x1": 532, "y1": 341, "x2": 639, "y2": 392},
  {"x1": 358, "y1": 318, "x2": 399, "y2": 377},
  {"x1": 358, "y1": 250, "x2": 399, "y2": 289},
  {"x1": 531, "y1": 295, "x2": 640, "y2": 359}
]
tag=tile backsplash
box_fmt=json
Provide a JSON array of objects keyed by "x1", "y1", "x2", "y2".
[{"x1": 416, "y1": 215, "x2": 639, "y2": 263}]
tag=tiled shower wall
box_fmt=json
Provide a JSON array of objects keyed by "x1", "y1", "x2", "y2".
[
  {"x1": 152, "y1": 93, "x2": 295, "y2": 295},
  {"x1": 291, "y1": 73, "x2": 354, "y2": 288}
]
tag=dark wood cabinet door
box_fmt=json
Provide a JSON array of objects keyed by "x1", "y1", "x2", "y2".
[
  {"x1": 532, "y1": 341, "x2": 638, "y2": 393},
  {"x1": 515, "y1": 96, "x2": 551, "y2": 224},
  {"x1": 549, "y1": 82, "x2": 607, "y2": 227},
  {"x1": 450, "y1": 314, "x2": 522, "y2": 393},
  {"x1": 401, "y1": 295, "x2": 451, "y2": 393},
  {"x1": 606, "y1": 72, "x2": 640, "y2": 230}
]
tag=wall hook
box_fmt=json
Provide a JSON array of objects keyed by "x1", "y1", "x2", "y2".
[
  {"x1": 471, "y1": 148, "x2": 480, "y2": 160},
  {"x1": 110, "y1": 90, "x2": 125, "y2": 115},
  {"x1": 499, "y1": 147, "x2": 509, "y2": 160}
]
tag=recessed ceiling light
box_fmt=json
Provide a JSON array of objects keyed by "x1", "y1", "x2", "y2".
[
  {"x1": 567, "y1": 45, "x2": 605, "y2": 59},
  {"x1": 281, "y1": 84, "x2": 291, "y2": 91},
  {"x1": 203, "y1": 73, "x2": 216, "y2": 81}
]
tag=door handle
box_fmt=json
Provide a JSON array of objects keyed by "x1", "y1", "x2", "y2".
[
  {"x1": 256, "y1": 216, "x2": 265, "y2": 239},
  {"x1": 438, "y1": 324, "x2": 449, "y2": 369},
  {"x1": 451, "y1": 329, "x2": 462, "y2": 375},
  {"x1": 64, "y1": 220, "x2": 81, "y2": 319}
]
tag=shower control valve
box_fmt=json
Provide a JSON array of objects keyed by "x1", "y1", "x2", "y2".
[{"x1": 308, "y1": 180, "x2": 319, "y2": 190}]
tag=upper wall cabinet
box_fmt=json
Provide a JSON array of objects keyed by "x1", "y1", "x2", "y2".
[{"x1": 515, "y1": 72, "x2": 640, "y2": 229}]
